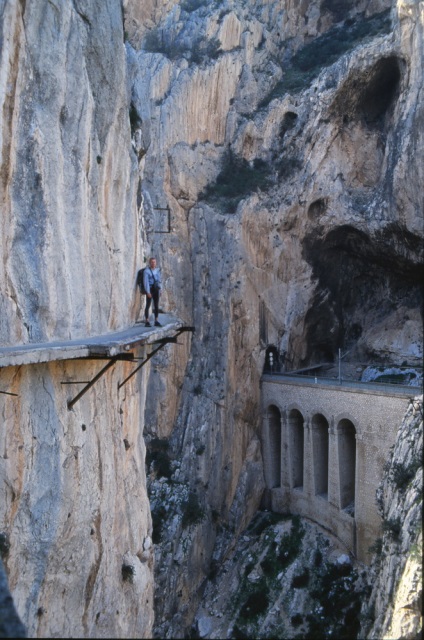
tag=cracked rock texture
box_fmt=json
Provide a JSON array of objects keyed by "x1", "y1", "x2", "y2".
[
  {"x1": 127, "y1": 0, "x2": 422, "y2": 637},
  {"x1": 0, "y1": 0, "x2": 422, "y2": 638},
  {"x1": 361, "y1": 395, "x2": 422, "y2": 640},
  {"x1": 0, "y1": 1, "x2": 153, "y2": 638}
]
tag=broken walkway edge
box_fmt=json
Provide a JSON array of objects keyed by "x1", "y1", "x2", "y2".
[{"x1": 0, "y1": 314, "x2": 186, "y2": 368}]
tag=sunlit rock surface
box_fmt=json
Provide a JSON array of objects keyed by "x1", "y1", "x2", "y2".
[
  {"x1": 126, "y1": 0, "x2": 422, "y2": 636},
  {"x1": 0, "y1": 0, "x2": 422, "y2": 638}
]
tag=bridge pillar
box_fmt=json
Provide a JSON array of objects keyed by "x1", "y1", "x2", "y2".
[
  {"x1": 280, "y1": 410, "x2": 291, "y2": 494},
  {"x1": 327, "y1": 419, "x2": 339, "y2": 509},
  {"x1": 262, "y1": 405, "x2": 282, "y2": 489},
  {"x1": 303, "y1": 418, "x2": 314, "y2": 497}
]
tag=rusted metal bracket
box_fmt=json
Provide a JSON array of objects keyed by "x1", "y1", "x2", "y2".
[
  {"x1": 118, "y1": 326, "x2": 195, "y2": 390},
  {"x1": 118, "y1": 343, "x2": 168, "y2": 390},
  {"x1": 66, "y1": 353, "x2": 134, "y2": 410}
]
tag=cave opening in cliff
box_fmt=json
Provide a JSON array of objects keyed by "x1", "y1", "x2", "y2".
[
  {"x1": 330, "y1": 55, "x2": 402, "y2": 131},
  {"x1": 359, "y1": 56, "x2": 402, "y2": 127},
  {"x1": 300, "y1": 223, "x2": 423, "y2": 367}
]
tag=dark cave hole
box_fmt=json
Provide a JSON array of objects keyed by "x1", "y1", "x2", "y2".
[
  {"x1": 299, "y1": 224, "x2": 423, "y2": 365},
  {"x1": 359, "y1": 56, "x2": 401, "y2": 126},
  {"x1": 331, "y1": 56, "x2": 403, "y2": 130},
  {"x1": 308, "y1": 198, "x2": 328, "y2": 219},
  {"x1": 279, "y1": 111, "x2": 298, "y2": 139}
]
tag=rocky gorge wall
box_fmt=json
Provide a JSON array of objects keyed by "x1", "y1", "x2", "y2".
[
  {"x1": 0, "y1": 0, "x2": 422, "y2": 638},
  {"x1": 126, "y1": 0, "x2": 422, "y2": 637},
  {"x1": 0, "y1": 1, "x2": 154, "y2": 637}
]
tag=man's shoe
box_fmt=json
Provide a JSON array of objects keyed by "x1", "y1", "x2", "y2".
[
  {"x1": 145, "y1": 321, "x2": 151, "y2": 327},
  {"x1": 154, "y1": 321, "x2": 162, "y2": 327}
]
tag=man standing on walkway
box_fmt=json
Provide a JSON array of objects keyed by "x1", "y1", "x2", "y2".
[{"x1": 144, "y1": 257, "x2": 162, "y2": 327}]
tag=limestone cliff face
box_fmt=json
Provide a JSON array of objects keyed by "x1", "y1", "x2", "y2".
[
  {"x1": 0, "y1": 0, "x2": 422, "y2": 638},
  {"x1": 362, "y1": 395, "x2": 422, "y2": 640},
  {"x1": 125, "y1": 0, "x2": 422, "y2": 637},
  {"x1": 0, "y1": 1, "x2": 153, "y2": 637},
  {"x1": 0, "y1": 0, "x2": 143, "y2": 346}
]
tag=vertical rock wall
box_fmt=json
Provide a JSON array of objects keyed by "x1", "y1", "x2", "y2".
[
  {"x1": 0, "y1": 0, "x2": 421, "y2": 637},
  {"x1": 0, "y1": 0, "x2": 143, "y2": 346},
  {"x1": 125, "y1": 0, "x2": 422, "y2": 636},
  {"x1": 362, "y1": 395, "x2": 422, "y2": 640},
  {"x1": 0, "y1": 1, "x2": 154, "y2": 637}
]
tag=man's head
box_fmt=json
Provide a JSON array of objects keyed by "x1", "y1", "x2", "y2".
[{"x1": 149, "y1": 257, "x2": 157, "y2": 268}]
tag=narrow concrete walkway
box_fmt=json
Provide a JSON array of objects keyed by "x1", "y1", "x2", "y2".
[{"x1": 0, "y1": 314, "x2": 184, "y2": 368}]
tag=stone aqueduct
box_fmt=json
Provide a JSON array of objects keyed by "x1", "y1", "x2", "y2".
[{"x1": 261, "y1": 375, "x2": 413, "y2": 562}]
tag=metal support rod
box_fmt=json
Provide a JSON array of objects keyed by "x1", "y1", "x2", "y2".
[
  {"x1": 67, "y1": 357, "x2": 120, "y2": 410},
  {"x1": 118, "y1": 343, "x2": 167, "y2": 389},
  {"x1": 0, "y1": 390, "x2": 18, "y2": 397},
  {"x1": 118, "y1": 326, "x2": 195, "y2": 390}
]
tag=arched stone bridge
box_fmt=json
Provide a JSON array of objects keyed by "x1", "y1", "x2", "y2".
[{"x1": 261, "y1": 373, "x2": 416, "y2": 562}]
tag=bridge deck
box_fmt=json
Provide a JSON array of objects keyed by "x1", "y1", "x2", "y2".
[
  {"x1": 0, "y1": 314, "x2": 184, "y2": 368},
  {"x1": 262, "y1": 373, "x2": 422, "y2": 397}
]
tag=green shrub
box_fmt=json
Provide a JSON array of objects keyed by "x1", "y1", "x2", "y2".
[
  {"x1": 382, "y1": 517, "x2": 402, "y2": 541},
  {"x1": 391, "y1": 458, "x2": 421, "y2": 492},
  {"x1": 276, "y1": 154, "x2": 302, "y2": 179},
  {"x1": 374, "y1": 373, "x2": 408, "y2": 384},
  {"x1": 143, "y1": 28, "x2": 187, "y2": 59},
  {"x1": 190, "y1": 37, "x2": 223, "y2": 65},
  {"x1": 294, "y1": 10, "x2": 391, "y2": 72},
  {"x1": 239, "y1": 581, "x2": 269, "y2": 620},
  {"x1": 261, "y1": 9, "x2": 391, "y2": 105},
  {"x1": 201, "y1": 153, "x2": 273, "y2": 212},
  {"x1": 368, "y1": 537, "x2": 383, "y2": 556},
  {"x1": 181, "y1": 0, "x2": 208, "y2": 11},
  {"x1": 182, "y1": 491, "x2": 205, "y2": 528},
  {"x1": 151, "y1": 504, "x2": 167, "y2": 543},
  {"x1": 144, "y1": 27, "x2": 162, "y2": 52},
  {"x1": 146, "y1": 438, "x2": 172, "y2": 479},
  {"x1": 276, "y1": 516, "x2": 304, "y2": 570},
  {"x1": 291, "y1": 567, "x2": 310, "y2": 588},
  {"x1": 305, "y1": 561, "x2": 362, "y2": 639},
  {"x1": 143, "y1": 25, "x2": 221, "y2": 65}
]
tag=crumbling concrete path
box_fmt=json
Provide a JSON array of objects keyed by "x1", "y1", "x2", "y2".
[{"x1": 0, "y1": 314, "x2": 183, "y2": 368}]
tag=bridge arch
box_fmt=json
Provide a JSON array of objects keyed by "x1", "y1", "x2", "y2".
[
  {"x1": 336, "y1": 418, "x2": 357, "y2": 515},
  {"x1": 288, "y1": 408, "x2": 305, "y2": 490},
  {"x1": 311, "y1": 413, "x2": 330, "y2": 498},
  {"x1": 265, "y1": 404, "x2": 282, "y2": 488},
  {"x1": 261, "y1": 377, "x2": 412, "y2": 561},
  {"x1": 334, "y1": 411, "x2": 361, "y2": 435}
]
